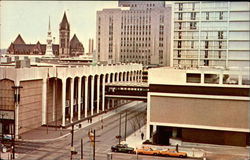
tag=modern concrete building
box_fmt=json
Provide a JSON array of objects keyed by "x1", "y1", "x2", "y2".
[
  {"x1": 172, "y1": 1, "x2": 250, "y2": 68},
  {"x1": 96, "y1": 1, "x2": 172, "y2": 66},
  {"x1": 146, "y1": 66, "x2": 250, "y2": 146},
  {"x1": 0, "y1": 62, "x2": 142, "y2": 138}
]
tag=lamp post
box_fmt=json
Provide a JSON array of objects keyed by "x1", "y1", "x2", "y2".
[{"x1": 12, "y1": 85, "x2": 23, "y2": 160}]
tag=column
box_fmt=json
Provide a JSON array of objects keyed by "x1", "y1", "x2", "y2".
[
  {"x1": 91, "y1": 76, "x2": 94, "y2": 115},
  {"x1": 140, "y1": 71, "x2": 143, "y2": 83},
  {"x1": 84, "y1": 77, "x2": 88, "y2": 118},
  {"x1": 42, "y1": 78, "x2": 47, "y2": 125},
  {"x1": 116, "y1": 73, "x2": 119, "y2": 82},
  {"x1": 97, "y1": 76, "x2": 100, "y2": 114},
  {"x1": 14, "y1": 80, "x2": 20, "y2": 138},
  {"x1": 219, "y1": 72, "x2": 223, "y2": 84},
  {"x1": 113, "y1": 73, "x2": 116, "y2": 82},
  {"x1": 124, "y1": 73, "x2": 127, "y2": 82},
  {"x1": 238, "y1": 74, "x2": 243, "y2": 85},
  {"x1": 70, "y1": 78, "x2": 74, "y2": 123},
  {"x1": 201, "y1": 73, "x2": 204, "y2": 84},
  {"x1": 52, "y1": 79, "x2": 56, "y2": 121},
  {"x1": 62, "y1": 78, "x2": 66, "y2": 126},
  {"x1": 112, "y1": 99, "x2": 115, "y2": 108},
  {"x1": 102, "y1": 76, "x2": 105, "y2": 111},
  {"x1": 78, "y1": 78, "x2": 82, "y2": 120}
]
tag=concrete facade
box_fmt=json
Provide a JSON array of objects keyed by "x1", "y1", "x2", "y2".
[
  {"x1": 96, "y1": 1, "x2": 172, "y2": 66},
  {"x1": 172, "y1": 1, "x2": 250, "y2": 68},
  {"x1": 146, "y1": 67, "x2": 250, "y2": 146},
  {"x1": 0, "y1": 63, "x2": 143, "y2": 137}
]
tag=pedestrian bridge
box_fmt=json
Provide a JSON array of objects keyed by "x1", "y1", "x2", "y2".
[{"x1": 105, "y1": 82, "x2": 149, "y2": 101}]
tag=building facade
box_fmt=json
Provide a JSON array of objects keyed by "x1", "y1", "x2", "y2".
[
  {"x1": 0, "y1": 63, "x2": 142, "y2": 137},
  {"x1": 96, "y1": 1, "x2": 172, "y2": 66},
  {"x1": 7, "y1": 12, "x2": 84, "y2": 58},
  {"x1": 146, "y1": 66, "x2": 250, "y2": 146},
  {"x1": 172, "y1": 1, "x2": 250, "y2": 68}
]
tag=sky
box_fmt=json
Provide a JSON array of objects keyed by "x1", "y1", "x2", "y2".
[{"x1": 0, "y1": 1, "x2": 118, "y2": 51}]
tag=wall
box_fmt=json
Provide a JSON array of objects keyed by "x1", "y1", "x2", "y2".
[
  {"x1": 150, "y1": 96, "x2": 249, "y2": 130},
  {"x1": 19, "y1": 80, "x2": 42, "y2": 134}
]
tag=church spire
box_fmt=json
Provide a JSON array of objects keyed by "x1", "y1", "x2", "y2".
[{"x1": 44, "y1": 16, "x2": 54, "y2": 57}]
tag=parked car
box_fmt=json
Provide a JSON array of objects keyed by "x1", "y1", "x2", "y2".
[
  {"x1": 135, "y1": 146, "x2": 160, "y2": 155},
  {"x1": 111, "y1": 144, "x2": 134, "y2": 153},
  {"x1": 159, "y1": 149, "x2": 187, "y2": 158}
]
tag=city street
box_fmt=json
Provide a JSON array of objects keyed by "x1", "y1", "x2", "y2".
[{"x1": 15, "y1": 102, "x2": 149, "y2": 160}]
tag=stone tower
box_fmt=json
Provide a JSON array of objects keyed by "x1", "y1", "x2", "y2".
[{"x1": 59, "y1": 12, "x2": 70, "y2": 58}]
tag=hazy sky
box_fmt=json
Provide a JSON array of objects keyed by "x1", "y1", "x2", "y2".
[{"x1": 0, "y1": 1, "x2": 118, "y2": 51}]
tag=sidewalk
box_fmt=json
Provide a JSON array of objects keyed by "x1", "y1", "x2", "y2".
[
  {"x1": 125, "y1": 125, "x2": 205, "y2": 159},
  {"x1": 19, "y1": 101, "x2": 143, "y2": 142},
  {"x1": 125, "y1": 125, "x2": 250, "y2": 159}
]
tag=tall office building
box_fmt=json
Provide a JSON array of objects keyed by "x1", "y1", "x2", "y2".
[
  {"x1": 172, "y1": 1, "x2": 250, "y2": 68},
  {"x1": 96, "y1": 1, "x2": 172, "y2": 66}
]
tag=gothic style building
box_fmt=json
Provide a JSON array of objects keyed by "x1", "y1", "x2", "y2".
[{"x1": 7, "y1": 12, "x2": 84, "y2": 58}]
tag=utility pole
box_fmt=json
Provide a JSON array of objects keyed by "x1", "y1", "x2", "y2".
[
  {"x1": 124, "y1": 111, "x2": 127, "y2": 141},
  {"x1": 93, "y1": 129, "x2": 96, "y2": 160},
  {"x1": 119, "y1": 113, "x2": 121, "y2": 144},
  {"x1": 70, "y1": 125, "x2": 74, "y2": 160},
  {"x1": 81, "y1": 138, "x2": 83, "y2": 160}
]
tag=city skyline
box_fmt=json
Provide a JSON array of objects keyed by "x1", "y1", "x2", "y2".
[{"x1": 0, "y1": 1, "x2": 118, "y2": 51}]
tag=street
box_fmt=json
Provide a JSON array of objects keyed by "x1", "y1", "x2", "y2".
[{"x1": 16, "y1": 102, "x2": 149, "y2": 160}]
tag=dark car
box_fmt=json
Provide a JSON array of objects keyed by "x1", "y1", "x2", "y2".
[{"x1": 111, "y1": 144, "x2": 134, "y2": 154}]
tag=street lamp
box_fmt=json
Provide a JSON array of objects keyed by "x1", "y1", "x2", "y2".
[{"x1": 12, "y1": 85, "x2": 23, "y2": 160}]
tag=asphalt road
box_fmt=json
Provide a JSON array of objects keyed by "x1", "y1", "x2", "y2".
[{"x1": 15, "y1": 102, "x2": 148, "y2": 160}]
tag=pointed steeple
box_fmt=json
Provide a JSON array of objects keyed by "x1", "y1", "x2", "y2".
[
  {"x1": 44, "y1": 16, "x2": 54, "y2": 57},
  {"x1": 60, "y1": 11, "x2": 70, "y2": 30},
  {"x1": 13, "y1": 34, "x2": 25, "y2": 44},
  {"x1": 48, "y1": 16, "x2": 51, "y2": 32}
]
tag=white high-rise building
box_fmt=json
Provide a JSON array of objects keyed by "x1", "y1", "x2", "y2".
[
  {"x1": 172, "y1": 1, "x2": 250, "y2": 68},
  {"x1": 96, "y1": 1, "x2": 172, "y2": 66}
]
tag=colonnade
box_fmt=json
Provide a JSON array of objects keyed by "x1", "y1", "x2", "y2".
[{"x1": 42, "y1": 69, "x2": 143, "y2": 127}]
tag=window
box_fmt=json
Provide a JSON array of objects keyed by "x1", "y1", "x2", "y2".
[
  {"x1": 205, "y1": 50, "x2": 208, "y2": 58},
  {"x1": 178, "y1": 13, "x2": 183, "y2": 20},
  {"x1": 219, "y1": 41, "x2": 222, "y2": 49},
  {"x1": 191, "y1": 41, "x2": 194, "y2": 48},
  {"x1": 191, "y1": 12, "x2": 196, "y2": 20},
  {"x1": 205, "y1": 41, "x2": 209, "y2": 48},
  {"x1": 178, "y1": 41, "x2": 182, "y2": 48},
  {"x1": 219, "y1": 12, "x2": 223, "y2": 20},
  {"x1": 179, "y1": 22, "x2": 182, "y2": 29},
  {"x1": 190, "y1": 22, "x2": 197, "y2": 29},
  {"x1": 206, "y1": 12, "x2": 209, "y2": 20},
  {"x1": 179, "y1": 3, "x2": 183, "y2": 11},
  {"x1": 192, "y1": 3, "x2": 195, "y2": 11},
  {"x1": 218, "y1": 31, "x2": 223, "y2": 39},
  {"x1": 177, "y1": 50, "x2": 181, "y2": 57}
]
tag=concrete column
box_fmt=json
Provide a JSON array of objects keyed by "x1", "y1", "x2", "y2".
[
  {"x1": 113, "y1": 73, "x2": 116, "y2": 82},
  {"x1": 42, "y1": 78, "x2": 47, "y2": 125},
  {"x1": 201, "y1": 73, "x2": 204, "y2": 84},
  {"x1": 52, "y1": 79, "x2": 56, "y2": 121},
  {"x1": 91, "y1": 76, "x2": 94, "y2": 115},
  {"x1": 84, "y1": 77, "x2": 88, "y2": 118},
  {"x1": 124, "y1": 73, "x2": 127, "y2": 82},
  {"x1": 14, "y1": 80, "x2": 20, "y2": 138},
  {"x1": 219, "y1": 72, "x2": 223, "y2": 84},
  {"x1": 140, "y1": 71, "x2": 143, "y2": 83},
  {"x1": 107, "y1": 74, "x2": 110, "y2": 83},
  {"x1": 238, "y1": 74, "x2": 243, "y2": 85},
  {"x1": 62, "y1": 78, "x2": 66, "y2": 126},
  {"x1": 112, "y1": 99, "x2": 115, "y2": 108},
  {"x1": 77, "y1": 78, "x2": 81, "y2": 120},
  {"x1": 97, "y1": 76, "x2": 100, "y2": 114},
  {"x1": 70, "y1": 78, "x2": 74, "y2": 123},
  {"x1": 102, "y1": 76, "x2": 105, "y2": 111},
  {"x1": 116, "y1": 73, "x2": 120, "y2": 82}
]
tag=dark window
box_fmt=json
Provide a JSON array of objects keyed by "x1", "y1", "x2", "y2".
[
  {"x1": 178, "y1": 13, "x2": 183, "y2": 20},
  {"x1": 206, "y1": 12, "x2": 209, "y2": 20},
  {"x1": 179, "y1": 3, "x2": 183, "y2": 11},
  {"x1": 219, "y1": 12, "x2": 223, "y2": 20}
]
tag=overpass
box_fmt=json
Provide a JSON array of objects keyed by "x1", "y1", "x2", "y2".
[{"x1": 105, "y1": 82, "x2": 149, "y2": 101}]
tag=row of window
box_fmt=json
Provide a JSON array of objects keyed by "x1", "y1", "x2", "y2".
[
  {"x1": 177, "y1": 12, "x2": 225, "y2": 21},
  {"x1": 120, "y1": 49, "x2": 150, "y2": 53}
]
